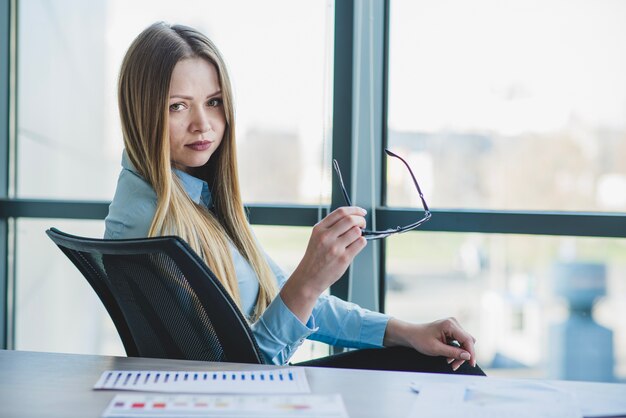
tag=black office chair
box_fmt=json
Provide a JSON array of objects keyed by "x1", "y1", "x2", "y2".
[{"x1": 45, "y1": 227, "x2": 265, "y2": 364}]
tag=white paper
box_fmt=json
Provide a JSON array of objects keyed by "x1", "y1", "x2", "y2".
[
  {"x1": 94, "y1": 368, "x2": 310, "y2": 394},
  {"x1": 408, "y1": 379, "x2": 583, "y2": 418},
  {"x1": 101, "y1": 393, "x2": 348, "y2": 417},
  {"x1": 553, "y1": 380, "x2": 626, "y2": 417}
]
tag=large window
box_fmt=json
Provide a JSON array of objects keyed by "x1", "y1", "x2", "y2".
[
  {"x1": 386, "y1": 0, "x2": 626, "y2": 382},
  {"x1": 15, "y1": 219, "x2": 124, "y2": 355},
  {"x1": 385, "y1": 232, "x2": 626, "y2": 381},
  {"x1": 387, "y1": 0, "x2": 626, "y2": 212},
  {"x1": 13, "y1": 0, "x2": 334, "y2": 357},
  {"x1": 18, "y1": 0, "x2": 334, "y2": 204}
]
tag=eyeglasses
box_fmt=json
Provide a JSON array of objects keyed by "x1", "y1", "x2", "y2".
[{"x1": 332, "y1": 149, "x2": 432, "y2": 240}]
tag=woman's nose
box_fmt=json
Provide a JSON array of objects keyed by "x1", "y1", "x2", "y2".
[{"x1": 190, "y1": 108, "x2": 213, "y2": 133}]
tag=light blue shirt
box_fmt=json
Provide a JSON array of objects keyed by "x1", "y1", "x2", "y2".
[{"x1": 104, "y1": 150, "x2": 390, "y2": 364}]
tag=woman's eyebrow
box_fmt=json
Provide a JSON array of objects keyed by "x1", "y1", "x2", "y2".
[
  {"x1": 207, "y1": 90, "x2": 222, "y2": 98},
  {"x1": 169, "y1": 94, "x2": 193, "y2": 100},
  {"x1": 169, "y1": 90, "x2": 222, "y2": 100}
]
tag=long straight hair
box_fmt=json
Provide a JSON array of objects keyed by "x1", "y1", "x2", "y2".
[{"x1": 118, "y1": 22, "x2": 277, "y2": 320}]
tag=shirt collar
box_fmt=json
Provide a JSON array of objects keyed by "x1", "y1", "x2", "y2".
[
  {"x1": 121, "y1": 149, "x2": 213, "y2": 208},
  {"x1": 175, "y1": 168, "x2": 213, "y2": 208}
]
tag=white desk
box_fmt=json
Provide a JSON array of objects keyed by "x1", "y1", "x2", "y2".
[{"x1": 0, "y1": 349, "x2": 624, "y2": 417}]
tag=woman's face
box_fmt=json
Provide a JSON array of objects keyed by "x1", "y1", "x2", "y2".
[{"x1": 168, "y1": 57, "x2": 226, "y2": 173}]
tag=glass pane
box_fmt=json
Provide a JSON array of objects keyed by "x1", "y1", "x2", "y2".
[
  {"x1": 387, "y1": 0, "x2": 626, "y2": 212},
  {"x1": 15, "y1": 220, "x2": 329, "y2": 361},
  {"x1": 18, "y1": 0, "x2": 333, "y2": 204},
  {"x1": 252, "y1": 225, "x2": 331, "y2": 362},
  {"x1": 15, "y1": 219, "x2": 125, "y2": 355},
  {"x1": 385, "y1": 231, "x2": 626, "y2": 382}
]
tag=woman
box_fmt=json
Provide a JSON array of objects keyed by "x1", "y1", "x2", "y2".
[{"x1": 105, "y1": 22, "x2": 484, "y2": 375}]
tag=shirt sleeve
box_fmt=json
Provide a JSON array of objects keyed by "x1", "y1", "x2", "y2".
[
  {"x1": 250, "y1": 294, "x2": 319, "y2": 365},
  {"x1": 251, "y1": 254, "x2": 390, "y2": 365},
  {"x1": 104, "y1": 168, "x2": 157, "y2": 239},
  {"x1": 306, "y1": 294, "x2": 389, "y2": 348}
]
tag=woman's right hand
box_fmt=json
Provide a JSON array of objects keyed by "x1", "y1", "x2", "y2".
[{"x1": 280, "y1": 206, "x2": 368, "y2": 323}]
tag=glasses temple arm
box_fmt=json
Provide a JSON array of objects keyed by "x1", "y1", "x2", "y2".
[
  {"x1": 332, "y1": 159, "x2": 354, "y2": 206},
  {"x1": 385, "y1": 149, "x2": 430, "y2": 213}
]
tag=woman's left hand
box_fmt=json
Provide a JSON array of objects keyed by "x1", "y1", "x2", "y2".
[{"x1": 383, "y1": 317, "x2": 477, "y2": 371}]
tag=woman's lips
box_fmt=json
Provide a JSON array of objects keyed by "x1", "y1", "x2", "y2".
[{"x1": 185, "y1": 140, "x2": 213, "y2": 151}]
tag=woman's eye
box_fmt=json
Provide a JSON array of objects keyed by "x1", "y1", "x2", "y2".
[
  {"x1": 207, "y1": 98, "x2": 223, "y2": 107},
  {"x1": 169, "y1": 103, "x2": 185, "y2": 112}
]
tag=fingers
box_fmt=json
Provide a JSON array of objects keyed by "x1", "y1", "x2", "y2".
[
  {"x1": 447, "y1": 317, "x2": 477, "y2": 368},
  {"x1": 459, "y1": 338, "x2": 477, "y2": 368},
  {"x1": 345, "y1": 235, "x2": 367, "y2": 258},
  {"x1": 313, "y1": 207, "x2": 367, "y2": 249},
  {"x1": 453, "y1": 334, "x2": 477, "y2": 368},
  {"x1": 435, "y1": 318, "x2": 477, "y2": 370},
  {"x1": 319, "y1": 206, "x2": 367, "y2": 231},
  {"x1": 440, "y1": 343, "x2": 471, "y2": 363},
  {"x1": 448, "y1": 358, "x2": 466, "y2": 371},
  {"x1": 302, "y1": 206, "x2": 368, "y2": 279},
  {"x1": 335, "y1": 217, "x2": 366, "y2": 244}
]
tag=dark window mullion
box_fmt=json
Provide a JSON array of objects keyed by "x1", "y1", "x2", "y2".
[
  {"x1": 329, "y1": 0, "x2": 355, "y2": 302},
  {"x1": 0, "y1": 199, "x2": 327, "y2": 227},
  {"x1": 376, "y1": 208, "x2": 626, "y2": 238},
  {"x1": 1, "y1": 0, "x2": 13, "y2": 350},
  {"x1": 1, "y1": 199, "x2": 624, "y2": 237},
  {"x1": 378, "y1": 0, "x2": 391, "y2": 313}
]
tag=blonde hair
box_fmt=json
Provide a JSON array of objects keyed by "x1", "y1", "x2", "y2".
[{"x1": 118, "y1": 22, "x2": 277, "y2": 320}]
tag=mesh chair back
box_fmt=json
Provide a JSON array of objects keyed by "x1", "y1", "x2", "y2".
[{"x1": 45, "y1": 228, "x2": 265, "y2": 364}]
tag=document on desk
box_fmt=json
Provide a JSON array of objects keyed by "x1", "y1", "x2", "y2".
[
  {"x1": 94, "y1": 368, "x2": 310, "y2": 394},
  {"x1": 101, "y1": 393, "x2": 348, "y2": 417},
  {"x1": 555, "y1": 380, "x2": 626, "y2": 418},
  {"x1": 409, "y1": 380, "x2": 583, "y2": 418}
]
